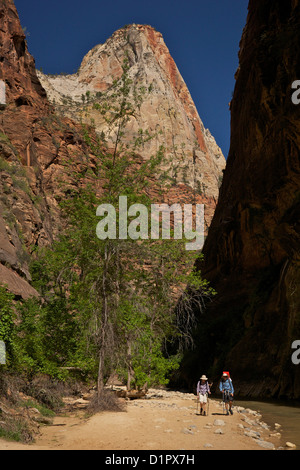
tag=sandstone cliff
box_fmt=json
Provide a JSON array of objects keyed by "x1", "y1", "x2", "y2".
[
  {"x1": 182, "y1": 0, "x2": 300, "y2": 399},
  {"x1": 37, "y1": 24, "x2": 225, "y2": 226},
  {"x1": 0, "y1": 0, "x2": 94, "y2": 298},
  {"x1": 0, "y1": 2, "x2": 225, "y2": 299}
]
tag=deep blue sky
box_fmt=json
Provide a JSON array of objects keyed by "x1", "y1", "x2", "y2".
[{"x1": 14, "y1": 0, "x2": 249, "y2": 158}]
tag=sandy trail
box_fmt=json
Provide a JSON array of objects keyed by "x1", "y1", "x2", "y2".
[{"x1": 0, "y1": 390, "x2": 282, "y2": 451}]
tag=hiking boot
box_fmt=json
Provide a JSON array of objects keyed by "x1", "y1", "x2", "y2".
[
  {"x1": 229, "y1": 409, "x2": 233, "y2": 415},
  {"x1": 203, "y1": 411, "x2": 206, "y2": 416},
  {"x1": 200, "y1": 408, "x2": 203, "y2": 415}
]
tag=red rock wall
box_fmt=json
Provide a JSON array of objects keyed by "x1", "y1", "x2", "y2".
[
  {"x1": 186, "y1": 0, "x2": 300, "y2": 399},
  {"x1": 0, "y1": 2, "x2": 221, "y2": 299},
  {"x1": 0, "y1": 0, "x2": 92, "y2": 298}
]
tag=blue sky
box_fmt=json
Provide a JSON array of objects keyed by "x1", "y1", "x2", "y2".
[{"x1": 14, "y1": 0, "x2": 249, "y2": 158}]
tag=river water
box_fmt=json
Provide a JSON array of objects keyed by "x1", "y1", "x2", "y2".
[{"x1": 234, "y1": 399, "x2": 300, "y2": 448}]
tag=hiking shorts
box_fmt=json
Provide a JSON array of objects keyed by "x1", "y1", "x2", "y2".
[
  {"x1": 223, "y1": 392, "x2": 234, "y2": 403},
  {"x1": 199, "y1": 393, "x2": 208, "y2": 403}
]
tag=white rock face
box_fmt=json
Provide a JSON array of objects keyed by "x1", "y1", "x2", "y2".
[{"x1": 37, "y1": 24, "x2": 225, "y2": 202}]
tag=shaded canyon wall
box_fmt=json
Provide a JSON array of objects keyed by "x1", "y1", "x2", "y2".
[{"x1": 178, "y1": 0, "x2": 300, "y2": 399}]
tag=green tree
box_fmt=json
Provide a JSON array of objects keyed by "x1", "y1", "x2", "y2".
[
  {"x1": 23, "y1": 55, "x2": 215, "y2": 394},
  {"x1": 0, "y1": 286, "x2": 14, "y2": 365}
]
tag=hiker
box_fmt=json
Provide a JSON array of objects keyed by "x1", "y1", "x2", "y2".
[
  {"x1": 196, "y1": 375, "x2": 211, "y2": 416},
  {"x1": 219, "y1": 372, "x2": 234, "y2": 415}
]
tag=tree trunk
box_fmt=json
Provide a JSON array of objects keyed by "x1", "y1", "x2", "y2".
[
  {"x1": 126, "y1": 340, "x2": 134, "y2": 390},
  {"x1": 97, "y1": 244, "x2": 109, "y2": 397}
]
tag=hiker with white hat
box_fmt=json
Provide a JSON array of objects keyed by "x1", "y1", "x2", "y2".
[{"x1": 196, "y1": 375, "x2": 211, "y2": 416}]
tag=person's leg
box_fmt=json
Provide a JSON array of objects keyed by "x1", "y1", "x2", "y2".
[
  {"x1": 198, "y1": 393, "x2": 202, "y2": 414},
  {"x1": 224, "y1": 394, "x2": 230, "y2": 414},
  {"x1": 199, "y1": 393, "x2": 206, "y2": 414},
  {"x1": 202, "y1": 394, "x2": 207, "y2": 415}
]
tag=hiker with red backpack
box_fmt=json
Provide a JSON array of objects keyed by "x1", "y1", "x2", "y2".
[{"x1": 219, "y1": 372, "x2": 234, "y2": 415}]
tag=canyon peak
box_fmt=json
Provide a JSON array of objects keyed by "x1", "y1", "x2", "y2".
[
  {"x1": 0, "y1": 3, "x2": 225, "y2": 299},
  {"x1": 38, "y1": 24, "x2": 225, "y2": 210}
]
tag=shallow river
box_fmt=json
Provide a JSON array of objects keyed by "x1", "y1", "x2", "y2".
[{"x1": 235, "y1": 399, "x2": 300, "y2": 448}]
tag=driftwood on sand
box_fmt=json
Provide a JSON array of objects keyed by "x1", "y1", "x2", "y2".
[{"x1": 115, "y1": 389, "x2": 148, "y2": 399}]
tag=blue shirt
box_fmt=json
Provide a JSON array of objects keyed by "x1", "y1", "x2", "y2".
[{"x1": 219, "y1": 378, "x2": 234, "y2": 394}]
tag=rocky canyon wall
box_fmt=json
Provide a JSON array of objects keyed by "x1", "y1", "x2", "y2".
[
  {"x1": 0, "y1": 0, "x2": 97, "y2": 299},
  {"x1": 0, "y1": 2, "x2": 225, "y2": 299},
  {"x1": 37, "y1": 23, "x2": 226, "y2": 229},
  {"x1": 181, "y1": 0, "x2": 300, "y2": 399}
]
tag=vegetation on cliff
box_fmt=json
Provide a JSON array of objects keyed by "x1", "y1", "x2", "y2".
[{"x1": 0, "y1": 60, "x2": 215, "y2": 410}]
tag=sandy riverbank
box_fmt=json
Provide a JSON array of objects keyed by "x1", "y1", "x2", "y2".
[{"x1": 0, "y1": 389, "x2": 290, "y2": 451}]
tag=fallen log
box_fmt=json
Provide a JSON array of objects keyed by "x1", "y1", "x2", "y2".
[{"x1": 115, "y1": 389, "x2": 147, "y2": 400}]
